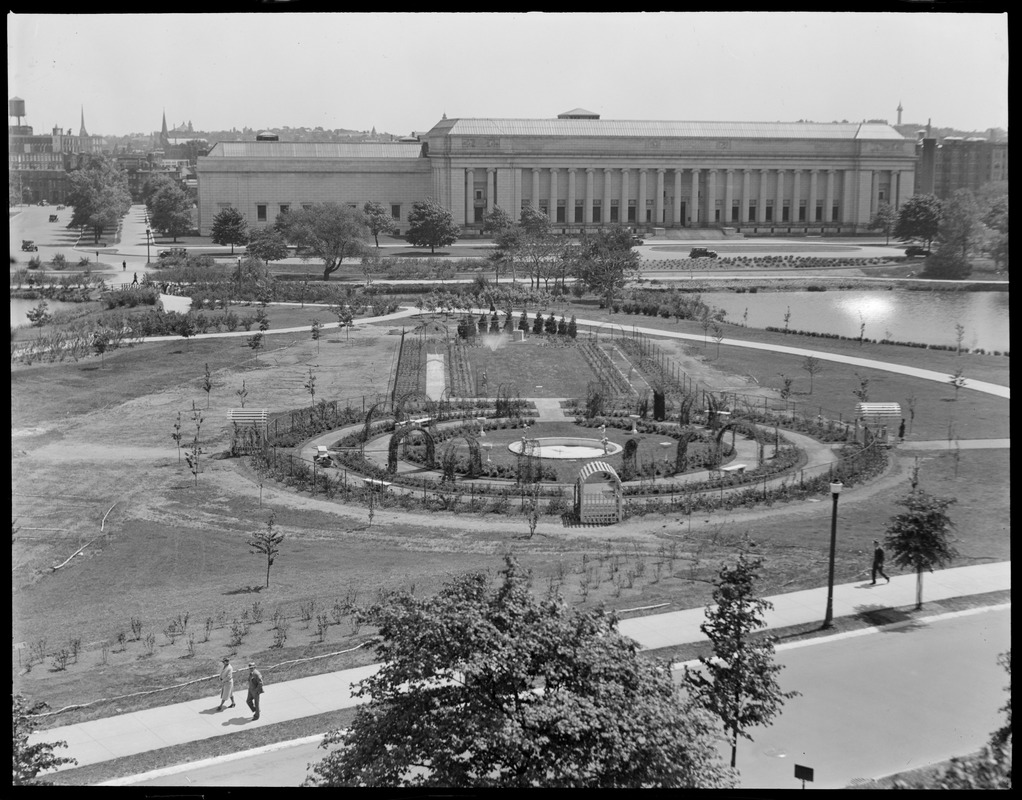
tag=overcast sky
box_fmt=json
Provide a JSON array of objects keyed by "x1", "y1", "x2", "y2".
[{"x1": 7, "y1": 12, "x2": 1008, "y2": 138}]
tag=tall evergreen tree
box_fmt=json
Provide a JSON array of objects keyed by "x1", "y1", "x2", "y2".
[{"x1": 210, "y1": 207, "x2": 249, "y2": 254}]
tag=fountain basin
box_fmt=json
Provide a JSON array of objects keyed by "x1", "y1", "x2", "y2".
[{"x1": 507, "y1": 437, "x2": 623, "y2": 460}]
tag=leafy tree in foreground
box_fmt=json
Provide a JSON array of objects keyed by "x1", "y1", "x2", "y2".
[
  {"x1": 573, "y1": 227, "x2": 640, "y2": 309},
  {"x1": 13, "y1": 694, "x2": 77, "y2": 784},
  {"x1": 148, "y1": 182, "x2": 193, "y2": 242},
  {"x1": 925, "y1": 189, "x2": 979, "y2": 279},
  {"x1": 246, "y1": 227, "x2": 290, "y2": 265},
  {"x1": 883, "y1": 488, "x2": 958, "y2": 610},
  {"x1": 867, "y1": 201, "x2": 897, "y2": 245},
  {"x1": 684, "y1": 551, "x2": 799, "y2": 769},
  {"x1": 275, "y1": 202, "x2": 369, "y2": 281},
  {"x1": 405, "y1": 197, "x2": 461, "y2": 254},
  {"x1": 894, "y1": 193, "x2": 943, "y2": 251},
  {"x1": 363, "y1": 200, "x2": 398, "y2": 247},
  {"x1": 210, "y1": 207, "x2": 249, "y2": 255},
  {"x1": 306, "y1": 556, "x2": 735, "y2": 788}
]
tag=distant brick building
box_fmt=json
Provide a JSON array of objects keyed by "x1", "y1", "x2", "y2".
[
  {"x1": 915, "y1": 134, "x2": 1008, "y2": 199},
  {"x1": 197, "y1": 109, "x2": 920, "y2": 237}
]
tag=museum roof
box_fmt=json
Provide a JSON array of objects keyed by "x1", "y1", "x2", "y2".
[
  {"x1": 205, "y1": 142, "x2": 425, "y2": 158},
  {"x1": 433, "y1": 119, "x2": 907, "y2": 140}
]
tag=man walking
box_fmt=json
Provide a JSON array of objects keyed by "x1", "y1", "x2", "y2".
[
  {"x1": 871, "y1": 539, "x2": 890, "y2": 585},
  {"x1": 247, "y1": 661, "x2": 264, "y2": 720}
]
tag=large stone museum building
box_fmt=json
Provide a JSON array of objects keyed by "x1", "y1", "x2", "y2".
[{"x1": 196, "y1": 108, "x2": 919, "y2": 238}]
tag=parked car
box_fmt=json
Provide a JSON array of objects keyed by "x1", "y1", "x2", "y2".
[
  {"x1": 48, "y1": 214, "x2": 59, "y2": 223},
  {"x1": 159, "y1": 248, "x2": 188, "y2": 259},
  {"x1": 904, "y1": 246, "x2": 931, "y2": 257},
  {"x1": 630, "y1": 234, "x2": 644, "y2": 246},
  {"x1": 689, "y1": 247, "x2": 718, "y2": 259},
  {"x1": 21, "y1": 239, "x2": 38, "y2": 252}
]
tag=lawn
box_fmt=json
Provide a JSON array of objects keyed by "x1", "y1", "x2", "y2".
[
  {"x1": 462, "y1": 336, "x2": 601, "y2": 399},
  {"x1": 11, "y1": 291, "x2": 1009, "y2": 734}
]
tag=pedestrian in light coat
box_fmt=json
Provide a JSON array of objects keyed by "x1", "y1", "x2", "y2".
[{"x1": 217, "y1": 657, "x2": 235, "y2": 711}]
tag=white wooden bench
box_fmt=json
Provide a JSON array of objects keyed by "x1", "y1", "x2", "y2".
[
  {"x1": 228, "y1": 409, "x2": 268, "y2": 433},
  {"x1": 720, "y1": 463, "x2": 747, "y2": 474},
  {"x1": 363, "y1": 478, "x2": 393, "y2": 491},
  {"x1": 410, "y1": 416, "x2": 432, "y2": 426}
]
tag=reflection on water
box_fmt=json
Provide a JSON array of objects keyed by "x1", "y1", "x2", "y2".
[
  {"x1": 10, "y1": 298, "x2": 88, "y2": 328},
  {"x1": 699, "y1": 290, "x2": 1009, "y2": 351}
]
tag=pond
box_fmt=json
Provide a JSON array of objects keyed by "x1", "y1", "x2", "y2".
[
  {"x1": 10, "y1": 297, "x2": 91, "y2": 328},
  {"x1": 698, "y1": 289, "x2": 1009, "y2": 351}
]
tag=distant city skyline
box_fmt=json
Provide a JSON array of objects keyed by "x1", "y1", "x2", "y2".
[{"x1": 8, "y1": 12, "x2": 1009, "y2": 138}]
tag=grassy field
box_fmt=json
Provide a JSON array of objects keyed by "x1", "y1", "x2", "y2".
[{"x1": 11, "y1": 289, "x2": 1009, "y2": 735}]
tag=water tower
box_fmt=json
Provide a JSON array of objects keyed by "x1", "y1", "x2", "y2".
[{"x1": 9, "y1": 97, "x2": 26, "y2": 126}]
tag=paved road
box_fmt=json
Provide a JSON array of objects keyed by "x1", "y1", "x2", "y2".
[{"x1": 121, "y1": 605, "x2": 1010, "y2": 788}]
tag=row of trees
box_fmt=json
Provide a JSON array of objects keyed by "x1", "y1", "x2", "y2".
[
  {"x1": 65, "y1": 155, "x2": 132, "y2": 244},
  {"x1": 868, "y1": 182, "x2": 1008, "y2": 278},
  {"x1": 205, "y1": 199, "x2": 462, "y2": 281}
]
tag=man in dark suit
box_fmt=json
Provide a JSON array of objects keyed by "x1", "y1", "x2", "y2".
[
  {"x1": 871, "y1": 539, "x2": 890, "y2": 585},
  {"x1": 247, "y1": 662, "x2": 264, "y2": 720}
]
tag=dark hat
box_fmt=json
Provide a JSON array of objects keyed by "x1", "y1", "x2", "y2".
[
  {"x1": 222, "y1": 657, "x2": 229, "y2": 662},
  {"x1": 248, "y1": 662, "x2": 256, "y2": 667}
]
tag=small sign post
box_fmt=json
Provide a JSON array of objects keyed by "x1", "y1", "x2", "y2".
[{"x1": 794, "y1": 764, "x2": 814, "y2": 789}]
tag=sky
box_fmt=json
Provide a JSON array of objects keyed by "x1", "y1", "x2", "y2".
[{"x1": 7, "y1": 11, "x2": 1009, "y2": 138}]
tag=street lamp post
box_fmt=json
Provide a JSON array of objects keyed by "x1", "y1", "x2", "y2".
[
  {"x1": 145, "y1": 227, "x2": 151, "y2": 265},
  {"x1": 822, "y1": 480, "x2": 844, "y2": 629}
]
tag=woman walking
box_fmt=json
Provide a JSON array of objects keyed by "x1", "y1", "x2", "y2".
[{"x1": 217, "y1": 657, "x2": 236, "y2": 711}]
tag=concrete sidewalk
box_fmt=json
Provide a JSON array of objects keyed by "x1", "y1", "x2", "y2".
[{"x1": 33, "y1": 561, "x2": 1010, "y2": 772}]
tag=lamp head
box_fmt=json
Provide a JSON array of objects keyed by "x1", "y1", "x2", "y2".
[{"x1": 830, "y1": 481, "x2": 844, "y2": 496}]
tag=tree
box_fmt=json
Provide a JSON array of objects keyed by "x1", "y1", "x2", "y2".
[
  {"x1": 894, "y1": 193, "x2": 943, "y2": 251},
  {"x1": 684, "y1": 551, "x2": 799, "y2": 769},
  {"x1": 246, "y1": 227, "x2": 290, "y2": 265},
  {"x1": 573, "y1": 228, "x2": 640, "y2": 309},
  {"x1": 405, "y1": 198, "x2": 460, "y2": 254},
  {"x1": 66, "y1": 155, "x2": 132, "y2": 244},
  {"x1": 249, "y1": 512, "x2": 284, "y2": 588},
  {"x1": 925, "y1": 189, "x2": 980, "y2": 279},
  {"x1": 363, "y1": 201, "x2": 398, "y2": 247},
  {"x1": 306, "y1": 556, "x2": 735, "y2": 788},
  {"x1": 210, "y1": 207, "x2": 249, "y2": 255},
  {"x1": 801, "y1": 355, "x2": 823, "y2": 394},
  {"x1": 883, "y1": 488, "x2": 958, "y2": 610},
  {"x1": 275, "y1": 203, "x2": 370, "y2": 281},
  {"x1": 148, "y1": 182, "x2": 193, "y2": 242},
  {"x1": 867, "y1": 201, "x2": 897, "y2": 245},
  {"x1": 485, "y1": 206, "x2": 521, "y2": 284},
  {"x1": 13, "y1": 694, "x2": 77, "y2": 784}
]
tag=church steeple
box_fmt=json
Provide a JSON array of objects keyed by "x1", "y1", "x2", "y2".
[
  {"x1": 79, "y1": 106, "x2": 89, "y2": 138},
  {"x1": 160, "y1": 109, "x2": 170, "y2": 148}
]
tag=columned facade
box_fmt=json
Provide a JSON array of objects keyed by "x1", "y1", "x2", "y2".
[{"x1": 197, "y1": 116, "x2": 918, "y2": 237}]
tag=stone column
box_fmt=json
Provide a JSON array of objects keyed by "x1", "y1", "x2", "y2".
[
  {"x1": 792, "y1": 169, "x2": 802, "y2": 223},
  {"x1": 741, "y1": 169, "x2": 751, "y2": 223},
  {"x1": 724, "y1": 169, "x2": 734, "y2": 225},
  {"x1": 638, "y1": 169, "x2": 648, "y2": 225},
  {"x1": 690, "y1": 168, "x2": 700, "y2": 225},
  {"x1": 672, "y1": 169, "x2": 683, "y2": 226},
  {"x1": 775, "y1": 169, "x2": 785, "y2": 223},
  {"x1": 758, "y1": 169, "x2": 768, "y2": 223},
  {"x1": 621, "y1": 169, "x2": 630, "y2": 224},
  {"x1": 532, "y1": 168, "x2": 541, "y2": 213},
  {"x1": 567, "y1": 169, "x2": 577, "y2": 226},
  {"x1": 465, "y1": 168, "x2": 474, "y2": 226},
  {"x1": 602, "y1": 168, "x2": 613, "y2": 224},
  {"x1": 584, "y1": 168, "x2": 594, "y2": 224},
  {"x1": 707, "y1": 169, "x2": 717, "y2": 225},
  {"x1": 871, "y1": 170, "x2": 879, "y2": 216},
  {"x1": 550, "y1": 168, "x2": 559, "y2": 224},
  {"x1": 486, "y1": 169, "x2": 496, "y2": 214},
  {"x1": 652, "y1": 169, "x2": 664, "y2": 225},
  {"x1": 809, "y1": 170, "x2": 818, "y2": 224},
  {"x1": 825, "y1": 170, "x2": 835, "y2": 223}
]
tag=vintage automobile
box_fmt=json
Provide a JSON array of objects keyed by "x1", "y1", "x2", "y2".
[
  {"x1": 689, "y1": 247, "x2": 718, "y2": 259},
  {"x1": 49, "y1": 214, "x2": 59, "y2": 223},
  {"x1": 159, "y1": 248, "x2": 188, "y2": 259},
  {"x1": 21, "y1": 239, "x2": 38, "y2": 252},
  {"x1": 904, "y1": 245, "x2": 931, "y2": 257},
  {"x1": 630, "y1": 234, "x2": 644, "y2": 246}
]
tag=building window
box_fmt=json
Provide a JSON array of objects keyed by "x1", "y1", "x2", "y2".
[
  {"x1": 592, "y1": 207, "x2": 602, "y2": 223},
  {"x1": 574, "y1": 206, "x2": 583, "y2": 224},
  {"x1": 391, "y1": 204, "x2": 401, "y2": 220},
  {"x1": 539, "y1": 204, "x2": 548, "y2": 216},
  {"x1": 256, "y1": 204, "x2": 267, "y2": 222},
  {"x1": 748, "y1": 206, "x2": 756, "y2": 222},
  {"x1": 731, "y1": 205, "x2": 739, "y2": 222},
  {"x1": 279, "y1": 204, "x2": 290, "y2": 215},
  {"x1": 832, "y1": 205, "x2": 839, "y2": 222},
  {"x1": 765, "y1": 206, "x2": 773, "y2": 222},
  {"x1": 556, "y1": 206, "x2": 566, "y2": 223},
  {"x1": 475, "y1": 190, "x2": 483, "y2": 200},
  {"x1": 610, "y1": 206, "x2": 619, "y2": 222},
  {"x1": 474, "y1": 207, "x2": 484, "y2": 224},
  {"x1": 815, "y1": 204, "x2": 823, "y2": 222},
  {"x1": 627, "y1": 207, "x2": 636, "y2": 222},
  {"x1": 782, "y1": 201, "x2": 790, "y2": 222},
  {"x1": 798, "y1": 201, "x2": 806, "y2": 222}
]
